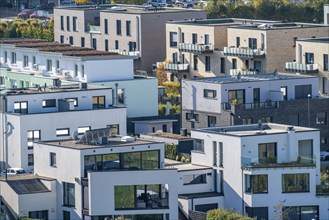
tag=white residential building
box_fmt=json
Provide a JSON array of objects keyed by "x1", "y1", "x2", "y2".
[
  {"x1": 0, "y1": 39, "x2": 158, "y2": 118},
  {"x1": 31, "y1": 135, "x2": 177, "y2": 220},
  {"x1": 189, "y1": 123, "x2": 329, "y2": 219},
  {"x1": 0, "y1": 85, "x2": 127, "y2": 172}
]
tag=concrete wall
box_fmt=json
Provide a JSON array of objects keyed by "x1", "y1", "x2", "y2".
[
  {"x1": 134, "y1": 121, "x2": 173, "y2": 134},
  {"x1": 177, "y1": 169, "x2": 214, "y2": 194},
  {"x1": 88, "y1": 169, "x2": 178, "y2": 218}
]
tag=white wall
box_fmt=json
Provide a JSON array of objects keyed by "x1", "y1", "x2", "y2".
[
  {"x1": 134, "y1": 122, "x2": 173, "y2": 135},
  {"x1": 324, "y1": 4, "x2": 329, "y2": 25},
  {"x1": 6, "y1": 107, "x2": 127, "y2": 172},
  {"x1": 177, "y1": 169, "x2": 214, "y2": 194},
  {"x1": 88, "y1": 169, "x2": 178, "y2": 218},
  {"x1": 92, "y1": 78, "x2": 158, "y2": 117}
]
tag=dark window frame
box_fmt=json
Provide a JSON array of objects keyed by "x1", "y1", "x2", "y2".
[
  {"x1": 14, "y1": 101, "x2": 28, "y2": 114},
  {"x1": 63, "y1": 182, "x2": 75, "y2": 207},
  {"x1": 50, "y1": 152, "x2": 56, "y2": 167},
  {"x1": 56, "y1": 128, "x2": 70, "y2": 137},
  {"x1": 42, "y1": 99, "x2": 56, "y2": 108}
]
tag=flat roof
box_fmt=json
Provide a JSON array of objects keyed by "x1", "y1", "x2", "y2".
[
  {"x1": 184, "y1": 73, "x2": 316, "y2": 84},
  {"x1": 179, "y1": 192, "x2": 223, "y2": 199},
  {"x1": 193, "y1": 123, "x2": 318, "y2": 137},
  {"x1": 142, "y1": 132, "x2": 193, "y2": 140},
  {"x1": 0, "y1": 83, "x2": 109, "y2": 96},
  {"x1": 228, "y1": 22, "x2": 328, "y2": 30},
  {"x1": 0, "y1": 39, "x2": 123, "y2": 58},
  {"x1": 57, "y1": 4, "x2": 204, "y2": 14},
  {"x1": 165, "y1": 159, "x2": 211, "y2": 171},
  {"x1": 167, "y1": 18, "x2": 279, "y2": 26},
  {"x1": 132, "y1": 119, "x2": 177, "y2": 124},
  {"x1": 297, "y1": 37, "x2": 329, "y2": 43},
  {"x1": 40, "y1": 137, "x2": 159, "y2": 150}
]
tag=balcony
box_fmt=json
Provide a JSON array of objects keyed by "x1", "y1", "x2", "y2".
[
  {"x1": 88, "y1": 25, "x2": 100, "y2": 34},
  {"x1": 285, "y1": 62, "x2": 319, "y2": 74},
  {"x1": 230, "y1": 69, "x2": 258, "y2": 75},
  {"x1": 178, "y1": 43, "x2": 213, "y2": 54},
  {"x1": 157, "y1": 62, "x2": 189, "y2": 73},
  {"x1": 108, "y1": 49, "x2": 140, "y2": 59},
  {"x1": 241, "y1": 155, "x2": 316, "y2": 169},
  {"x1": 222, "y1": 101, "x2": 279, "y2": 111},
  {"x1": 224, "y1": 47, "x2": 265, "y2": 58},
  {"x1": 316, "y1": 184, "x2": 329, "y2": 196}
]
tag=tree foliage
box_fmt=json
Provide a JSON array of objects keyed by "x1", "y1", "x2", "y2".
[
  {"x1": 156, "y1": 62, "x2": 168, "y2": 86},
  {"x1": 207, "y1": 209, "x2": 255, "y2": 220},
  {"x1": 75, "y1": 0, "x2": 91, "y2": 5},
  {"x1": 0, "y1": 18, "x2": 54, "y2": 41},
  {"x1": 111, "y1": 0, "x2": 147, "y2": 4},
  {"x1": 206, "y1": 0, "x2": 329, "y2": 22}
]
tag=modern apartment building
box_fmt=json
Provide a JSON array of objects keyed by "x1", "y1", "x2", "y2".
[
  {"x1": 0, "y1": 39, "x2": 158, "y2": 118},
  {"x1": 181, "y1": 73, "x2": 329, "y2": 149},
  {"x1": 190, "y1": 123, "x2": 329, "y2": 220},
  {"x1": 0, "y1": 85, "x2": 127, "y2": 172},
  {"x1": 54, "y1": 4, "x2": 206, "y2": 73},
  {"x1": 163, "y1": 19, "x2": 329, "y2": 80},
  {"x1": 285, "y1": 37, "x2": 329, "y2": 96},
  {"x1": 0, "y1": 133, "x2": 178, "y2": 220}
]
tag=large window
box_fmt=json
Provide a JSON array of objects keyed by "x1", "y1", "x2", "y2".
[
  {"x1": 228, "y1": 89, "x2": 245, "y2": 105},
  {"x1": 192, "y1": 33, "x2": 197, "y2": 44},
  {"x1": 295, "y1": 84, "x2": 312, "y2": 99},
  {"x1": 46, "y1": 59, "x2": 52, "y2": 71},
  {"x1": 122, "y1": 151, "x2": 159, "y2": 170},
  {"x1": 193, "y1": 55, "x2": 198, "y2": 70},
  {"x1": 28, "y1": 154, "x2": 34, "y2": 166},
  {"x1": 116, "y1": 20, "x2": 122, "y2": 35},
  {"x1": 73, "y1": 16, "x2": 77, "y2": 31},
  {"x1": 115, "y1": 184, "x2": 166, "y2": 210},
  {"x1": 194, "y1": 139, "x2": 204, "y2": 152},
  {"x1": 81, "y1": 37, "x2": 85, "y2": 47},
  {"x1": 205, "y1": 56, "x2": 211, "y2": 71},
  {"x1": 66, "y1": 16, "x2": 70, "y2": 31},
  {"x1": 27, "y1": 130, "x2": 40, "y2": 149},
  {"x1": 56, "y1": 128, "x2": 70, "y2": 137},
  {"x1": 169, "y1": 32, "x2": 177, "y2": 47},
  {"x1": 220, "y1": 58, "x2": 225, "y2": 73},
  {"x1": 60, "y1": 16, "x2": 64, "y2": 30},
  {"x1": 258, "y1": 143, "x2": 277, "y2": 163},
  {"x1": 186, "y1": 112, "x2": 199, "y2": 122},
  {"x1": 117, "y1": 88, "x2": 125, "y2": 105},
  {"x1": 92, "y1": 96, "x2": 105, "y2": 109},
  {"x1": 305, "y1": 52, "x2": 314, "y2": 64},
  {"x1": 63, "y1": 182, "x2": 75, "y2": 207},
  {"x1": 50, "y1": 152, "x2": 56, "y2": 167},
  {"x1": 245, "y1": 175, "x2": 268, "y2": 193},
  {"x1": 42, "y1": 99, "x2": 56, "y2": 108},
  {"x1": 324, "y1": 54, "x2": 328, "y2": 71},
  {"x1": 23, "y1": 55, "x2": 29, "y2": 67},
  {"x1": 183, "y1": 174, "x2": 207, "y2": 185},
  {"x1": 204, "y1": 89, "x2": 216, "y2": 98},
  {"x1": 284, "y1": 206, "x2": 318, "y2": 220},
  {"x1": 248, "y1": 38, "x2": 257, "y2": 49},
  {"x1": 11, "y1": 52, "x2": 16, "y2": 64},
  {"x1": 208, "y1": 116, "x2": 217, "y2": 127},
  {"x1": 29, "y1": 210, "x2": 48, "y2": 220},
  {"x1": 298, "y1": 139, "x2": 313, "y2": 163},
  {"x1": 104, "y1": 19, "x2": 108, "y2": 34},
  {"x1": 126, "y1": 20, "x2": 131, "y2": 36},
  {"x1": 84, "y1": 153, "x2": 120, "y2": 176},
  {"x1": 14, "y1": 101, "x2": 28, "y2": 114},
  {"x1": 316, "y1": 112, "x2": 327, "y2": 125},
  {"x1": 282, "y1": 173, "x2": 309, "y2": 192}
]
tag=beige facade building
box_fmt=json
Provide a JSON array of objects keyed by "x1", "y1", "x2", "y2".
[
  {"x1": 163, "y1": 19, "x2": 329, "y2": 80},
  {"x1": 285, "y1": 37, "x2": 329, "y2": 96},
  {"x1": 54, "y1": 5, "x2": 206, "y2": 73}
]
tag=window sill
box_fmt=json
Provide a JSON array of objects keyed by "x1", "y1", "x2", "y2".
[
  {"x1": 50, "y1": 165, "x2": 57, "y2": 168},
  {"x1": 282, "y1": 191, "x2": 310, "y2": 193},
  {"x1": 204, "y1": 97, "x2": 217, "y2": 100}
]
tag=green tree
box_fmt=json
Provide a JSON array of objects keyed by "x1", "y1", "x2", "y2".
[{"x1": 156, "y1": 62, "x2": 168, "y2": 86}]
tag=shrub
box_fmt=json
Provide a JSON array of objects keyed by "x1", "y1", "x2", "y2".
[
  {"x1": 175, "y1": 155, "x2": 180, "y2": 161},
  {"x1": 181, "y1": 156, "x2": 186, "y2": 162},
  {"x1": 164, "y1": 144, "x2": 177, "y2": 160},
  {"x1": 207, "y1": 209, "x2": 255, "y2": 220},
  {"x1": 158, "y1": 103, "x2": 166, "y2": 116}
]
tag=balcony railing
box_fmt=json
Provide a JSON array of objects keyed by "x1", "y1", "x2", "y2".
[
  {"x1": 285, "y1": 62, "x2": 319, "y2": 74},
  {"x1": 316, "y1": 184, "x2": 329, "y2": 196},
  {"x1": 108, "y1": 49, "x2": 140, "y2": 58},
  {"x1": 230, "y1": 69, "x2": 258, "y2": 75},
  {"x1": 178, "y1": 43, "x2": 213, "y2": 54},
  {"x1": 89, "y1": 25, "x2": 100, "y2": 34},
  {"x1": 222, "y1": 101, "x2": 278, "y2": 111},
  {"x1": 241, "y1": 155, "x2": 316, "y2": 169},
  {"x1": 165, "y1": 63, "x2": 189, "y2": 72},
  {"x1": 224, "y1": 47, "x2": 265, "y2": 58}
]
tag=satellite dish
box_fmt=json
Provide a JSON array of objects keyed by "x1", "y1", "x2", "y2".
[{"x1": 72, "y1": 130, "x2": 79, "y2": 140}]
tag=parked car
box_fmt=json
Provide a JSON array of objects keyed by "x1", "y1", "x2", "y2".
[
  {"x1": 320, "y1": 150, "x2": 329, "y2": 161},
  {"x1": 30, "y1": 10, "x2": 49, "y2": 19},
  {"x1": 1, "y1": 168, "x2": 26, "y2": 176},
  {"x1": 17, "y1": 9, "x2": 34, "y2": 19}
]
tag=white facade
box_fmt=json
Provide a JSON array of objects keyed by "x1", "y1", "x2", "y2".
[
  {"x1": 1, "y1": 87, "x2": 127, "y2": 172},
  {"x1": 182, "y1": 74, "x2": 319, "y2": 114},
  {"x1": 190, "y1": 123, "x2": 329, "y2": 219},
  {"x1": 133, "y1": 120, "x2": 176, "y2": 135},
  {"x1": 33, "y1": 139, "x2": 178, "y2": 220},
  {"x1": 0, "y1": 42, "x2": 134, "y2": 83},
  {"x1": 324, "y1": 4, "x2": 329, "y2": 25}
]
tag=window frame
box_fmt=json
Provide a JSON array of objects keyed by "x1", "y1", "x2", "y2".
[
  {"x1": 14, "y1": 101, "x2": 28, "y2": 114},
  {"x1": 42, "y1": 99, "x2": 56, "y2": 108},
  {"x1": 50, "y1": 152, "x2": 56, "y2": 167},
  {"x1": 204, "y1": 89, "x2": 217, "y2": 99},
  {"x1": 63, "y1": 182, "x2": 75, "y2": 207},
  {"x1": 56, "y1": 128, "x2": 70, "y2": 137},
  {"x1": 27, "y1": 130, "x2": 41, "y2": 150},
  {"x1": 282, "y1": 173, "x2": 310, "y2": 193},
  {"x1": 116, "y1": 20, "x2": 122, "y2": 35}
]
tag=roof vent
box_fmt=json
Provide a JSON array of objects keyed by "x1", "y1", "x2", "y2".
[{"x1": 121, "y1": 136, "x2": 135, "y2": 142}]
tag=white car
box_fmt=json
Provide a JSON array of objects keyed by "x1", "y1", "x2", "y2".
[
  {"x1": 1, "y1": 168, "x2": 27, "y2": 176},
  {"x1": 320, "y1": 150, "x2": 329, "y2": 161}
]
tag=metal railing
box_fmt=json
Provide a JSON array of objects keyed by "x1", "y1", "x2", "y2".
[
  {"x1": 89, "y1": 25, "x2": 100, "y2": 33},
  {"x1": 224, "y1": 47, "x2": 265, "y2": 58},
  {"x1": 230, "y1": 69, "x2": 258, "y2": 75},
  {"x1": 178, "y1": 43, "x2": 213, "y2": 54},
  {"x1": 241, "y1": 155, "x2": 316, "y2": 169},
  {"x1": 222, "y1": 101, "x2": 278, "y2": 111},
  {"x1": 285, "y1": 62, "x2": 318, "y2": 73},
  {"x1": 157, "y1": 62, "x2": 189, "y2": 72},
  {"x1": 108, "y1": 49, "x2": 140, "y2": 57}
]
